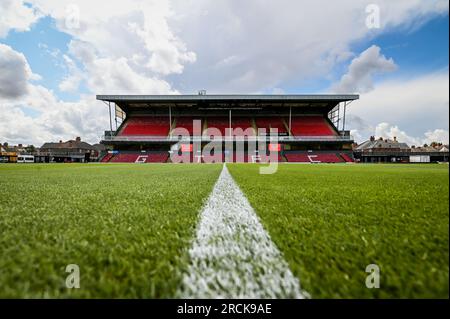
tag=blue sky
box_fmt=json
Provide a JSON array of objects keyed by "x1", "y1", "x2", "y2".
[
  {"x1": 0, "y1": 0, "x2": 448, "y2": 145},
  {"x1": 4, "y1": 13, "x2": 448, "y2": 98},
  {"x1": 281, "y1": 14, "x2": 449, "y2": 94},
  {"x1": 4, "y1": 16, "x2": 87, "y2": 102}
]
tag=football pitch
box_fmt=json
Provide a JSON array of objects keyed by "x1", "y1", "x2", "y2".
[{"x1": 0, "y1": 163, "x2": 448, "y2": 298}]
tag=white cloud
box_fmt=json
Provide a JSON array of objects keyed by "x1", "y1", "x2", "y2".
[
  {"x1": 30, "y1": 0, "x2": 196, "y2": 95},
  {"x1": 169, "y1": 0, "x2": 448, "y2": 92},
  {"x1": 0, "y1": 0, "x2": 41, "y2": 38},
  {"x1": 58, "y1": 55, "x2": 83, "y2": 93},
  {"x1": 346, "y1": 70, "x2": 449, "y2": 145},
  {"x1": 0, "y1": 46, "x2": 107, "y2": 145},
  {"x1": 333, "y1": 45, "x2": 397, "y2": 93},
  {"x1": 1, "y1": 1, "x2": 195, "y2": 145},
  {"x1": 0, "y1": 96, "x2": 109, "y2": 146},
  {"x1": 0, "y1": 43, "x2": 41, "y2": 99},
  {"x1": 348, "y1": 70, "x2": 449, "y2": 140},
  {"x1": 85, "y1": 56, "x2": 177, "y2": 94},
  {"x1": 374, "y1": 122, "x2": 449, "y2": 146},
  {"x1": 424, "y1": 129, "x2": 449, "y2": 144}
]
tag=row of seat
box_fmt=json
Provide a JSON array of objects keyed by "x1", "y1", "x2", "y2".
[
  {"x1": 105, "y1": 152, "x2": 169, "y2": 163},
  {"x1": 284, "y1": 152, "x2": 354, "y2": 163},
  {"x1": 102, "y1": 151, "x2": 353, "y2": 163},
  {"x1": 120, "y1": 117, "x2": 170, "y2": 136},
  {"x1": 100, "y1": 153, "x2": 114, "y2": 162},
  {"x1": 117, "y1": 116, "x2": 336, "y2": 137}
]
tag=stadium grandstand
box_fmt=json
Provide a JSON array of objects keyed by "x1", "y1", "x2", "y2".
[{"x1": 97, "y1": 94, "x2": 359, "y2": 163}]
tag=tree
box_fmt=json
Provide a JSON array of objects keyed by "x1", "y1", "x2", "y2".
[{"x1": 26, "y1": 145, "x2": 36, "y2": 153}]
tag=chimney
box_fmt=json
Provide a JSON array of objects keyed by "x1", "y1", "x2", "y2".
[
  {"x1": 393, "y1": 136, "x2": 397, "y2": 142},
  {"x1": 76, "y1": 137, "x2": 81, "y2": 142},
  {"x1": 370, "y1": 136, "x2": 375, "y2": 141},
  {"x1": 18, "y1": 144, "x2": 23, "y2": 148}
]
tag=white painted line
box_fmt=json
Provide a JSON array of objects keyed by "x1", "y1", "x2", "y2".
[{"x1": 178, "y1": 164, "x2": 309, "y2": 298}]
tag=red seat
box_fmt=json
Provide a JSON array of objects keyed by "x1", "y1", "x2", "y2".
[
  {"x1": 147, "y1": 152, "x2": 169, "y2": 163},
  {"x1": 205, "y1": 117, "x2": 229, "y2": 136},
  {"x1": 232, "y1": 118, "x2": 255, "y2": 136},
  {"x1": 110, "y1": 152, "x2": 168, "y2": 163},
  {"x1": 101, "y1": 153, "x2": 113, "y2": 162},
  {"x1": 284, "y1": 152, "x2": 343, "y2": 163},
  {"x1": 340, "y1": 153, "x2": 354, "y2": 162},
  {"x1": 314, "y1": 153, "x2": 343, "y2": 163},
  {"x1": 290, "y1": 116, "x2": 336, "y2": 136},
  {"x1": 284, "y1": 153, "x2": 311, "y2": 162},
  {"x1": 119, "y1": 116, "x2": 170, "y2": 136},
  {"x1": 205, "y1": 117, "x2": 255, "y2": 137},
  {"x1": 110, "y1": 153, "x2": 141, "y2": 163},
  {"x1": 173, "y1": 117, "x2": 202, "y2": 135},
  {"x1": 255, "y1": 117, "x2": 287, "y2": 134},
  {"x1": 258, "y1": 153, "x2": 283, "y2": 163}
]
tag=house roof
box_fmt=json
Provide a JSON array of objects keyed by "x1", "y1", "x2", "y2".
[
  {"x1": 355, "y1": 138, "x2": 409, "y2": 151},
  {"x1": 41, "y1": 140, "x2": 95, "y2": 150}
]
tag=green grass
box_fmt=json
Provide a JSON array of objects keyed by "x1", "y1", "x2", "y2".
[
  {"x1": 1, "y1": 163, "x2": 448, "y2": 299},
  {"x1": 228, "y1": 164, "x2": 449, "y2": 298},
  {"x1": 0, "y1": 163, "x2": 222, "y2": 298}
]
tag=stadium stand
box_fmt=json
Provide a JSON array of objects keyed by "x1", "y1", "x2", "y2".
[
  {"x1": 231, "y1": 152, "x2": 250, "y2": 163},
  {"x1": 314, "y1": 153, "x2": 343, "y2": 163},
  {"x1": 110, "y1": 153, "x2": 141, "y2": 163},
  {"x1": 284, "y1": 152, "x2": 344, "y2": 163},
  {"x1": 284, "y1": 153, "x2": 311, "y2": 163},
  {"x1": 120, "y1": 116, "x2": 170, "y2": 136},
  {"x1": 340, "y1": 153, "x2": 354, "y2": 162},
  {"x1": 101, "y1": 153, "x2": 114, "y2": 162},
  {"x1": 201, "y1": 151, "x2": 224, "y2": 163},
  {"x1": 173, "y1": 117, "x2": 201, "y2": 135},
  {"x1": 255, "y1": 117, "x2": 288, "y2": 134},
  {"x1": 290, "y1": 116, "x2": 336, "y2": 136},
  {"x1": 109, "y1": 152, "x2": 168, "y2": 163},
  {"x1": 205, "y1": 117, "x2": 229, "y2": 136},
  {"x1": 204, "y1": 117, "x2": 255, "y2": 136},
  {"x1": 258, "y1": 153, "x2": 284, "y2": 163},
  {"x1": 147, "y1": 152, "x2": 169, "y2": 163},
  {"x1": 97, "y1": 94, "x2": 359, "y2": 163},
  {"x1": 232, "y1": 118, "x2": 255, "y2": 135}
]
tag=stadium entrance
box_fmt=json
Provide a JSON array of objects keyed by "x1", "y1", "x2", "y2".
[{"x1": 97, "y1": 94, "x2": 358, "y2": 163}]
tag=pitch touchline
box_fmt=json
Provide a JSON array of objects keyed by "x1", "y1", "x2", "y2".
[{"x1": 177, "y1": 164, "x2": 308, "y2": 298}]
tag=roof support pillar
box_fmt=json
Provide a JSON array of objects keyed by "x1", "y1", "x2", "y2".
[
  {"x1": 114, "y1": 103, "x2": 118, "y2": 131},
  {"x1": 108, "y1": 102, "x2": 113, "y2": 136},
  {"x1": 169, "y1": 105, "x2": 172, "y2": 136},
  {"x1": 289, "y1": 106, "x2": 292, "y2": 134},
  {"x1": 337, "y1": 102, "x2": 341, "y2": 131},
  {"x1": 229, "y1": 109, "x2": 232, "y2": 137},
  {"x1": 342, "y1": 101, "x2": 347, "y2": 133}
]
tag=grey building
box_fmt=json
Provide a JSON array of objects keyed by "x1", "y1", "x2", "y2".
[
  {"x1": 38, "y1": 137, "x2": 99, "y2": 163},
  {"x1": 354, "y1": 136, "x2": 410, "y2": 163}
]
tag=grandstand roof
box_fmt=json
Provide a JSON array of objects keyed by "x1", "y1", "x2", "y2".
[
  {"x1": 97, "y1": 94, "x2": 359, "y2": 113},
  {"x1": 97, "y1": 94, "x2": 358, "y2": 104}
]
